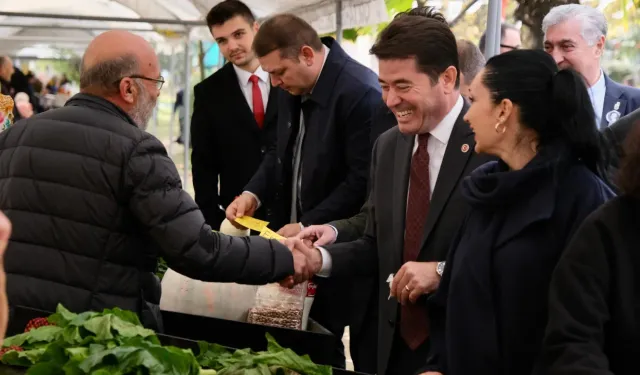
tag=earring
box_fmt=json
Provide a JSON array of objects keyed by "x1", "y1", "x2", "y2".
[{"x1": 494, "y1": 122, "x2": 506, "y2": 134}]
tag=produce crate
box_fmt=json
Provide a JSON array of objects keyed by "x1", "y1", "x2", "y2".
[
  {"x1": 0, "y1": 306, "x2": 367, "y2": 375},
  {"x1": 160, "y1": 310, "x2": 336, "y2": 366}
]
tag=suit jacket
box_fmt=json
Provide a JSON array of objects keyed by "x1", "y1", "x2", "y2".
[
  {"x1": 191, "y1": 63, "x2": 279, "y2": 230},
  {"x1": 244, "y1": 37, "x2": 381, "y2": 229},
  {"x1": 602, "y1": 106, "x2": 640, "y2": 190},
  {"x1": 326, "y1": 101, "x2": 493, "y2": 375},
  {"x1": 600, "y1": 76, "x2": 640, "y2": 129}
]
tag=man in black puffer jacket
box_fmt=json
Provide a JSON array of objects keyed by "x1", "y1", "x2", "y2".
[{"x1": 0, "y1": 30, "x2": 305, "y2": 330}]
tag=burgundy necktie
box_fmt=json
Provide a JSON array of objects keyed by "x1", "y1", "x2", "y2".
[
  {"x1": 400, "y1": 133, "x2": 431, "y2": 350},
  {"x1": 249, "y1": 75, "x2": 264, "y2": 128}
]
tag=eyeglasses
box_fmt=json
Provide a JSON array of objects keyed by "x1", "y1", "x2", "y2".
[{"x1": 119, "y1": 75, "x2": 165, "y2": 90}]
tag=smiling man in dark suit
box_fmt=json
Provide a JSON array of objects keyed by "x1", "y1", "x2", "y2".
[
  {"x1": 225, "y1": 13, "x2": 381, "y2": 369},
  {"x1": 191, "y1": 0, "x2": 279, "y2": 230},
  {"x1": 289, "y1": 7, "x2": 493, "y2": 375}
]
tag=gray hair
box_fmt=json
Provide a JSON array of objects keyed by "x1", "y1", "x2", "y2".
[
  {"x1": 79, "y1": 54, "x2": 139, "y2": 94},
  {"x1": 542, "y1": 4, "x2": 608, "y2": 46},
  {"x1": 457, "y1": 39, "x2": 485, "y2": 85}
]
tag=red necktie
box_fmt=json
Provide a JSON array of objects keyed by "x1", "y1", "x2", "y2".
[
  {"x1": 400, "y1": 133, "x2": 431, "y2": 350},
  {"x1": 249, "y1": 75, "x2": 264, "y2": 129}
]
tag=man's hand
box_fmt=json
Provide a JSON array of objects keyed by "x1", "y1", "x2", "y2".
[
  {"x1": 279, "y1": 238, "x2": 322, "y2": 288},
  {"x1": 297, "y1": 225, "x2": 337, "y2": 247},
  {"x1": 391, "y1": 261, "x2": 441, "y2": 305},
  {"x1": 225, "y1": 193, "x2": 258, "y2": 228},
  {"x1": 0, "y1": 211, "x2": 12, "y2": 344},
  {"x1": 277, "y1": 223, "x2": 303, "y2": 238}
]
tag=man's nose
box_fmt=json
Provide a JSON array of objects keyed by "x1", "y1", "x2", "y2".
[{"x1": 385, "y1": 90, "x2": 401, "y2": 108}]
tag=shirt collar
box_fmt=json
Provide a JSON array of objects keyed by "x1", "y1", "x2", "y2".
[
  {"x1": 233, "y1": 64, "x2": 269, "y2": 86},
  {"x1": 303, "y1": 45, "x2": 331, "y2": 102},
  {"x1": 591, "y1": 69, "x2": 605, "y2": 91},
  {"x1": 428, "y1": 95, "x2": 464, "y2": 145}
]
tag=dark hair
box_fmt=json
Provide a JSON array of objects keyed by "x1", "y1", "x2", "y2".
[
  {"x1": 32, "y1": 78, "x2": 43, "y2": 94},
  {"x1": 457, "y1": 39, "x2": 485, "y2": 85},
  {"x1": 617, "y1": 122, "x2": 640, "y2": 197},
  {"x1": 252, "y1": 13, "x2": 323, "y2": 59},
  {"x1": 370, "y1": 6, "x2": 459, "y2": 87},
  {"x1": 205, "y1": 0, "x2": 255, "y2": 29},
  {"x1": 479, "y1": 23, "x2": 518, "y2": 52},
  {"x1": 482, "y1": 49, "x2": 606, "y2": 175}
]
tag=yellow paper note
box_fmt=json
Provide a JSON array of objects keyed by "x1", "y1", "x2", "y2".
[
  {"x1": 234, "y1": 216, "x2": 269, "y2": 232},
  {"x1": 259, "y1": 227, "x2": 285, "y2": 241}
]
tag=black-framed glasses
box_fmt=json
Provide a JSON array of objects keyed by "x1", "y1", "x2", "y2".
[{"x1": 120, "y1": 75, "x2": 165, "y2": 90}]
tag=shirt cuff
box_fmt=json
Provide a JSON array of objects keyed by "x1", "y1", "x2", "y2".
[
  {"x1": 328, "y1": 225, "x2": 338, "y2": 242},
  {"x1": 316, "y1": 246, "x2": 332, "y2": 277},
  {"x1": 242, "y1": 191, "x2": 261, "y2": 209}
]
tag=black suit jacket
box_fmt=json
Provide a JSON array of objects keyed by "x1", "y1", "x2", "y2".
[
  {"x1": 244, "y1": 37, "x2": 381, "y2": 229},
  {"x1": 599, "y1": 76, "x2": 640, "y2": 129},
  {"x1": 602, "y1": 106, "x2": 640, "y2": 189},
  {"x1": 326, "y1": 101, "x2": 494, "y2": 375},
  {"x1": 191, "y1": 63, "x2": 279, "y2": 230}
]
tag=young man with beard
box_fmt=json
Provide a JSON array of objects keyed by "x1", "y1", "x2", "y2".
[
  {"x1": 543, "y1": 4, "x2": 640, "y2": 129},
  {"x1": 0, "y1": 30, "x2": 308, "y2": 330},
  {"x1": 287, "y1": 7, "x2": 493, "y2": 375},
  {"x1": 191, "y1": 0, "x2": 280, "y2": 231}
]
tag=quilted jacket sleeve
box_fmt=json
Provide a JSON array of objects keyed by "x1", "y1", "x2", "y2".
[{"x1": 125, "y1": 133, "x2": 294, "y2": 284}]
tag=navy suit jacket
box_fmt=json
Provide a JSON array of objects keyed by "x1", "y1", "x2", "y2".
[
  {"x1": 600, "y1": 75, "x2": 640, "y2": 129},
  {"x1": 244, "y1": 37, "x2": 381, "y2": 229}
]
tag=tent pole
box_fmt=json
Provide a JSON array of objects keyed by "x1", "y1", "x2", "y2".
[
  {"x1": 182, "y1": 30, "x2": 192, "y2": 189},
  {"x1": 168, "y1": 44, "x2": 177, "y2": 158},
  {"x1": 335, "y1": 0, "x2": 343, "y2": 43},
  {"x1": 484, "y1": 0, "x2": 502, "y2": 58}
]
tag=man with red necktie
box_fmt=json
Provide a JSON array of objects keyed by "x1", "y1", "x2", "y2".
[{"x1": 191, "y1": 0, "x2": 280, "y2": 230}]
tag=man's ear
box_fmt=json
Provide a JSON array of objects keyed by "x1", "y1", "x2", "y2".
[
  {"x1": 300, "y1": 46, "x2": 315, "y2": 66},
  {"x1": 119, "y1": 78, "x2": 136, "y2": 104},
  {"x1": 441, "y1": 65, "x2": 458, "y2": 94}
]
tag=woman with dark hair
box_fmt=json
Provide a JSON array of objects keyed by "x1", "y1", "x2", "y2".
[
  {"x1": 538, "y1": 124, "x2": 640, "y2": 375},
  {"x1": 422, "y1": 49, "x2": 614, "y2": 375}
]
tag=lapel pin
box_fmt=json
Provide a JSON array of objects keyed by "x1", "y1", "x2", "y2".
[
  {"x1": 461, "y1": 144, "x2": 470, "y2": 153},
  {"x1": 605, "y1": 101, "x2": 621, "y2": 125},
  {"x1": 287, "y1": 121, "x2": 292, "y2": 128}
]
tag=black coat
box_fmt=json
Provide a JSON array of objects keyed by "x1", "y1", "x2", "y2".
[
  {"x1": 539, "y1": 195, "x2": 640, "y2": 375},
  {"x1": 601, "y1": 106, "x2": 640, "y2": 189},
  {"x1": 191, "y1": 63, "x2": 279, "y2": 230},
  {"x1": 426, "y1": 147, "x2": 614, "y2": 375},
  {"x1": 0, "y1": 94, "x2": 294, "y2": 328}
]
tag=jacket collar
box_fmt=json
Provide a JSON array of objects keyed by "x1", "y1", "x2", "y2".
[
  {"x1": 306, "y1": 37, "x2": 349, "y2": 108},
  {"x1": 65, "y1": 93, "x2": 138, "y2": 127}
]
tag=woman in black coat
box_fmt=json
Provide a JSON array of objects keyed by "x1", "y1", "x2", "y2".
[
  {"x1": 423, "y1": 49, "x2": 615, "y2": 375},
  {"x1": 538, "y1": 126, "x2": 640, "y2": 375}
]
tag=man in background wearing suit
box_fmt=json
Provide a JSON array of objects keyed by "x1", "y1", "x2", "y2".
[
  {"x1": 191, "y1": 0, "x2": 279, "y2": 230},
  {"x1": 543, "y1": 4, "x2": 640, "y2": 129},
  {"x1": 291, "y1": 7, "x2": 493, "y2": 375},
  {"x1": 456, "y1": 39, "x2": 485, "y2": 98},
  {"x1": 226, "y1": 13, "x2": 381, "y2": 369},
  {"x1": 602, "y1": 107, "x2": 640, "y2": 190}
]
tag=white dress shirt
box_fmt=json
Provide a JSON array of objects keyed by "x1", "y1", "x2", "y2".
[
  {"x1": 587, "y1": 70, "x2": 606, "y2": 127},
  {"x1": 317, "y1": 95, "x2": 465, "y2": 276},
  {"x1": 232, "y1": 64, "x2": 270, "y2": 112}
]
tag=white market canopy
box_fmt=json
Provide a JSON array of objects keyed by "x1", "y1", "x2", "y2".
[{"x1": 0, "y1": 0, "x2": 389, "y2": 57}]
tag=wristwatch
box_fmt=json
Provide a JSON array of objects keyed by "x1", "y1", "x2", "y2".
[{"x1": 436, "y1": 261, "x2": 446, "y2": 277}]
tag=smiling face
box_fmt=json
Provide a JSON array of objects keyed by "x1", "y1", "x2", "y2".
[
  {"x1": 464, "y1": 68, "x2": 513, "y2": 155},
  {"x1": 544, "y1": 18, "x2": 603, "y2": 84},
  {"x1": 378, "y1": 57, "x2": 456, "y2": 135},
  {"x1": 211, "y1": 15, "x2": 259, "y2": 69}
]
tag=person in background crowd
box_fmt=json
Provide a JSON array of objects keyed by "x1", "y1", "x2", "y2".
[
  {"x1": 424, "y1": 49, "x2": 614, "y2": 375},
  {"x1": 457, "y1": 39, "x2": 486, "y2": 97},
  {"x1": 538, "y1": 125, "x2": 640, "y2": 375},
  {"x1": 601, "y1": 107, "x2": 640, "y2": 190},
  {"x1": 479, "y1": 23, "x2": 521, "y2": 54},
  {"x1": 0, "y1": 211, "x2": 11, "y2": 344},
  {"x1": 46, "y1": 77, "x2": 58, "y2": 94},
  {"x1": 0, "y1": 30, "x2": 308, "y2": 331},
  {"x1": 0, "y1": 57, "x2": 15, "y2": 97},
  {"x1": 226, "y1": 13, "x2": 380, "y2": 370},
  {"x1": 192, "y1": 0, "x2": 280, "y2": 231},
  {"x1": 292, "y1": 7, "x2": 494, "y2": 374},
  {"x1": 543, "y1": 4, "x2": 640, "y2": 129},
  {"x1": 13, "y1": 92, "x2": 33, "y2": 119}
]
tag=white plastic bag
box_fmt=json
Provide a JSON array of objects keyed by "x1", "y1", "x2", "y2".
[
  {"x1": 247, "y1": 282, "x2": 307, "y2": 330},
  {"x1": 159, "y1": 219, "x2": 259, "y2": 321}
]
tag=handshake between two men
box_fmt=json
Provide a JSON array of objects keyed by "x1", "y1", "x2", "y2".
[{"x1": 226, "y1": 192, "x2": 442, "y2": 303}]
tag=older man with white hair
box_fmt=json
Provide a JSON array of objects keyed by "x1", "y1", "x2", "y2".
[{"x1": 543, "y1": 4, "x2": 640, "y2": 129}]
